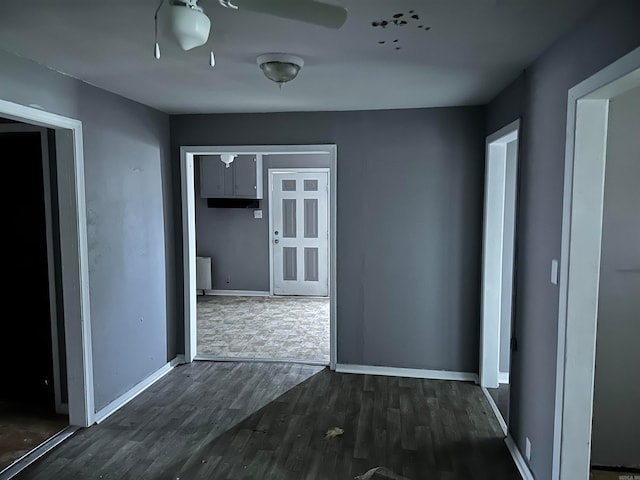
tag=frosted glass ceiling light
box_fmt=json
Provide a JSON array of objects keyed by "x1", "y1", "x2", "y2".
[
  {"x1": 154, "y1": 0, "x2": 215, "y2": 68},
  {"x1": 170, "y1": 1, "x2": 211, "y2": 51},
  {"x1": 257, "y1": 54, "x2": 304, "y2": 86}
]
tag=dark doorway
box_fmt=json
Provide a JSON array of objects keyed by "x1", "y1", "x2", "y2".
[{"x1": 0, "y1": 121, "x2": 68, "y2": 471}]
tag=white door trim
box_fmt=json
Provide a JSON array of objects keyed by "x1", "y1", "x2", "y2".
[
  {"x1": 0, "y1": 99, "x2": 94, "y2": 427},
  {"x1": 553, "y1": 46, "x2": 640, "y2": 480},
  {"x1": 0, "y1": 124, "x2": 67, "y2": 415},
  {"x1": 268, "y1": 167, "x2": 330, "y2": 297},
  {"x1": 180, "y1": 145, "x2": 338, "y2": 369},
  {"x1": 480, "y1": 119, "x2": 520, "y2": 390}
]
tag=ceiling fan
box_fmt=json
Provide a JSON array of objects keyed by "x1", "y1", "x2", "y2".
[{"x1": 153, "y1": 0, "x2": 348, "y2": 67}]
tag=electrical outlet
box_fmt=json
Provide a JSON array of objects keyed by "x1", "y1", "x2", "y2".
[
  {"x1": 254, "y1": 210, "x2": 263, "y2": 219},
  {"x1": 525, "y1": 437, "x2": 532, "y2": 461}
]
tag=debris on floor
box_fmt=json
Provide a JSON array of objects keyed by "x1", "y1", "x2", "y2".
[
  {"x1": 355, "y1": 466, "x2": 411, "y2": 480},
  {"x1": 324, "y1": 426, "x2": 344, "y2": 439}
]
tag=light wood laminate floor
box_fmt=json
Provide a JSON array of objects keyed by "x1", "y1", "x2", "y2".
[{"x1": 197, "y1": 296, "x2": 330, "y2": 363}]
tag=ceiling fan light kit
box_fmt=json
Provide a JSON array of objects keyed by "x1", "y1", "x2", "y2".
[
  {"x1": 152, "y1": 0, "x2": 346, "y2": 75},
  {"x1": 257, "y1": 53, "x2": 304, "y2": 86}
]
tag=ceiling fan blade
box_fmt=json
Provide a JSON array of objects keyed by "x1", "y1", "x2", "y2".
[{"x1": 233, "y1": 0, "x2": 347, "y2": 29}]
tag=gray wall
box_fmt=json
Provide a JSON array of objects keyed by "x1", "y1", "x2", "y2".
[
  {"x1": 485, "y1": 1, "x2": 640, "y2": 477},
  {"x1": 591, "y1": 86, "x2": 640, "y2": 468},
  {"x1": 172, "y1": 107, "x2": 486, "y2": 371},
  {"x1": 0, "y1": 49, "x2": 177, "y2": 411},
  {"x1": 196, "y1": 153, "x2": 330, "y2": 291}
]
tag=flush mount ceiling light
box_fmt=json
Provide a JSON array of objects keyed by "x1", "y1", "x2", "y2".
[{"x1": 256, "y1": 54, "x2": 304, "y2": 86}]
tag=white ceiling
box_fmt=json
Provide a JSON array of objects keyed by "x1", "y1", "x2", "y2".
[{"x1": 0, "y1": 0, "x2": 597, "y2": 114}]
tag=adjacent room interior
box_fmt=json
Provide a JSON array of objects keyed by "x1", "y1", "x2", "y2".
[
  {"x1": 0, "y1": 1, "x2": 638, "y2": 479},
  {"x1": 193, "y1": 151, "x2": 332, "y2": 364}
]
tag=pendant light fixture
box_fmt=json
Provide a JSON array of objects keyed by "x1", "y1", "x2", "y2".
[{"x1": 219, "y1": 154, "x2": 236, "y2": 168}]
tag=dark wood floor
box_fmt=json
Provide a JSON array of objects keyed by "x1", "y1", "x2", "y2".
[{"x1": 14, "y1": 362, "x2": 519, "y2": 480}]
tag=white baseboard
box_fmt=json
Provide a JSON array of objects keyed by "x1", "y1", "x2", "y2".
[
  {"x1": 499, "y1": 371, "x2": 510, "y2": 384},
  {"x1": 505, "y1": 435, "x2": 535, "y2": 480},
  {"x1": 93, "y1": 358, "x2": 177, "y2": 424},
  {"x1": 481, "y1": 387, "x2": 507, "y2": 435},
  {"x1": 204, "y1": 289, "x2": 270, "y2": 297},
  {"x1": 195, "y1": 354, "x2": 328, "y2": 367},
  {"x1": 335, "y1": 364, "x2": 478, "y2": 382}
]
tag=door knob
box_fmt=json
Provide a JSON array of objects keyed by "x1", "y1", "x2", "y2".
[
  {"x1": 274, "y1": 231, "x2": 279, "y2": 235},
  {"x1": 274, "y1": 239, "x2": 280, "y2": 244}
]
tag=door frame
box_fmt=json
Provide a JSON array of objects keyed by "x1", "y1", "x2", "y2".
[
  {"x1": 480, "y1": 119, "x2": 520, "y2": 390},
  {"x1": 179, "y1": 145, "x2": 338, "y2": 369},
  {"x1": 268, "y1": 167, "x2": 331, "y2": 297},
  {"x1": 552, "y1": 47, "x2": 640, "y2": 479},
  {"x1": 0, "y1": 99, "x2": 94, "y2": 427},
  {"x1": 0, "y1": 123, "x2": 67, "y2": 415}
]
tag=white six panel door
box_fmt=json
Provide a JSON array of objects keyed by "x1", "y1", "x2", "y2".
[{"x1": 271, "y1": 170, "x2": 329, "y2": 296}]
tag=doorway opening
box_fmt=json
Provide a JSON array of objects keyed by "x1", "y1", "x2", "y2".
[
  {"x1": 553, "y1": 47, "x2": 640, "y2": 480},
  {"x1": 0, "y1": 100, "x2": 92, "y2": 477},
  {"x1": 480, "y1": 119, "x2": 520, "y2": 433},
  {"x1": 589, "y1": 83, "x2": 640, "y2": 480},
  {"x1": 0, "y1": 120, "x2": 69, "y2": 471},
  {"x1": 180, "y1": 146, "x2": 337, "y2": 368}
]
